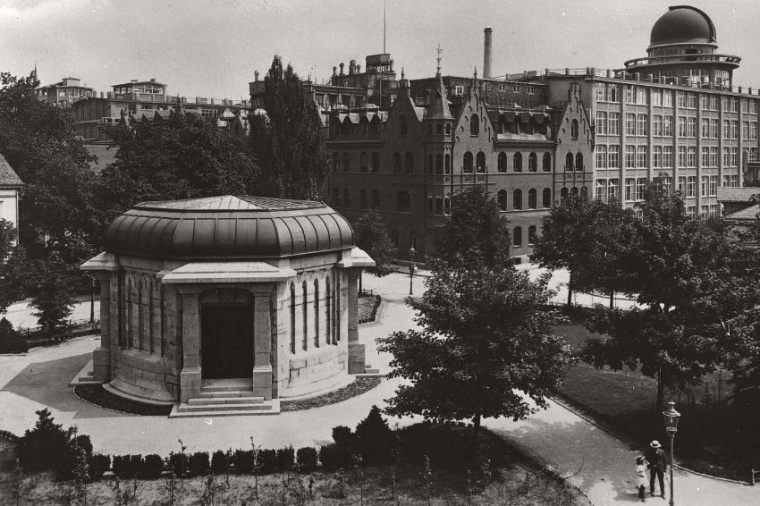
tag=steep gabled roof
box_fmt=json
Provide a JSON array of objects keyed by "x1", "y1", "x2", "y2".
[
  {"x1": 0, "y1": 154, "x2": 23, "y2": 188},
  {"x1": 425, "y1": 73, "x2": 453, "y2": 120}
]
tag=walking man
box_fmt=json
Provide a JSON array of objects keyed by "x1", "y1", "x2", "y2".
[{"x1": 646, "y1": 440, "x2": 667, "y2": 497}]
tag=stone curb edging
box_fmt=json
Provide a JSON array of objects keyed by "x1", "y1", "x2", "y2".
[{"x1": 549, "y1": 394, "x2": 754, "y2": 487}]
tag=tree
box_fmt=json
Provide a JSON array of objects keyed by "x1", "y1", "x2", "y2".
[
  {"x1": 0, "y1": 72, "x2": 98, "y2": 262},
  {"x1": 94, "y1": 110, "x2": 259, "y2": 229},
  {"x1": 353, "y1": 209, "x2": 397, "y2": 289},
  {"x1": 583, "y1": 185, "x2": 732, "y2": 411},
  {"x1": 29, "y1": 251, "x2": 77, "y2": 336},
  {"x1": 433, "y1": 186, "x2": 511, "y2": 269},
  {"x1": 378, "y1": 261, "x2": 572, "y2": 452},
  {"x1": 249, "y1": 55, "x2": 329, "y2": 201},
  {"x1": 531, "y1": 193, "x2": 598, "y2": 306},
  {"x1": 0, "y1": 220, "x2": 31, "y2": 314}
]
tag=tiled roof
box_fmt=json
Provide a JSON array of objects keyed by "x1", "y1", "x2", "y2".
[
  {"x1": 717, "y1": 186, "x2": 760, "y2": 202},
  {"x1": 0, "y1": 154, "x2": 23, "y2": 187},
  {"x1": 725, "y1": 203, "x2": 760, "y2": 221}
]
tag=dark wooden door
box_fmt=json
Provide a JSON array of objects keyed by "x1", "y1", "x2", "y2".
[{"x1": 201, "y1": 304, "x2": 253, "y2": 379}]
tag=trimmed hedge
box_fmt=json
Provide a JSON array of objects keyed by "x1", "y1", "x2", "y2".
[
  {"x1": 232, "y1": 449, "x2": 253, "y2": 474},
  {"x1": 296, "y1": 447, "x2": 318, "y2": 472},
  {"x1": 188, "y1": 451, "x2": 210, "y2": 477},
  {"x1": 142, "y1": 454, "x2": 163, "y2": 479},
  {"x1": 0, "y1": 337, "x2": 28, "y2": 354},
  {"x1": 211, "y1": 450, "x2": 229, "y2": 474},
  {"x1": 87, "y1": 454, "x2": 111, "y2": 481},
  {"x1": 257, "y1": 449, "x2": 277, "y2": 474}
]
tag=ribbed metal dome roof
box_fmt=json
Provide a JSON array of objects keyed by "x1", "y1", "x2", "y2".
[
  {"x1": 103, "y1": 195, "x2": 354, "y2": 260},
  {"x1": 649, "y1": 6, "x2": 716, "y2": 48}
]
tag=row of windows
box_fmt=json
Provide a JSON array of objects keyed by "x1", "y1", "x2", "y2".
[
  {"x1": 597, "y1": 112, "x2": 759, "y2": 140},
  {"x1": 496, "y1": 188, "x2": 553, "y2": 211},
  {"x1": 466, "y1": 151, "x2": 552, "y2": 173},
  {"x1": 597, "y1": 144, "x2": 743, "y2": 169},
  {"x1": 513, "y1": 225, "x2": 538, "y2": 248},
  {"x1": 332, "y1": 118, "x2": 380, "y2": 137},
  {"x1": 596, "y1": 83, "x2": 760, "y2": 114},
  {"x1": 564, "y1": 153, "x2": 585, "y2": 171},
  {"x1": 289, "y1": 279, "x2": 338, "y2": 354},
  {"x1": 334, "y1": 150, "x2": 555, "y2": 174}
]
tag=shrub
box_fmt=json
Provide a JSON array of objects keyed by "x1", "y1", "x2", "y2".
[
  {"x1": 168, "y1": 452, "x2": 188, "y2": 477},
  {"x1": 257, "y1": 449, "x2": 277, "y2": 474},
  {"x1": 296, "y1": 447, "x2": 318, "y2": 472},
  {"x1": 211, "y1": 450, "x2": 229, "y2": 474},
  {"x1": 60, "y1": 434, "x2": 94, "y2": 479},
  {"x1": 112, "y1": 454, "x2": 143, "y2": 479},
  {"x1": 355, "y1": 405, "x2": 398, "y2": 465},
  {"x1": 16, "y1": 409, "x2": 72, "y2": 472},
  {"x1": 0, "y1": 337, "x2": 28, "y2": 354},
  {"x1": 232, "y1": 449, "x2": 253, "y2": 474},
  {"x1": 188, "y1": 451, "x2": 210, "y2": 477},
  {"x1": 332, "y1": 426, "x2": 353, "y2": 446},
  {"x1": 142, "y1": 454, "x2": 163, "y2": 479},
  {"x1": 87, "y1": 454, "x2": 111, "y2": 481},
  {"x1": 276, "y1": 446, "x2": 295, "y2": 472}
]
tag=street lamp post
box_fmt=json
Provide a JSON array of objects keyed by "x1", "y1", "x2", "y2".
[
  {"x1": 408, "y1": 246, "x2": 416, "y2": 296},
  {"x1": 662, "y1": 401, "x2": 681, "y2": 506}
]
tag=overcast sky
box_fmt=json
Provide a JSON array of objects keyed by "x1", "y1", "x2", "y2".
[{"x1": 2, "y1": 0, "x2": 760, "y2": 101}]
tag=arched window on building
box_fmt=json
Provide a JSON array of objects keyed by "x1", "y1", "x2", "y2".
[
  {"x1": 561, "y1": 187, "x2": 569, "y2": 199},
  {"x1": 528, "y1": 152, "x2": 538, "y2": 172},
  {"x1": 332, "y1": 187, "x2": 340, "y2": 207},
  {"x1": 445, "y1": 124, "x2": 451, "y2": 135},
  {"x1": 371, "y1": 189, "x2": 380, "y2": 209},
  {"x1": 325, "y1": 277, "x2": 332, "y2": 345},
  {"x1": 513, "y1": 152, "x2": 523, "y2": 172},
  {"x1": 513, "y1": 189, "x2": 523, "y2": 210},
  {"x1": 571, "y1": 186, "x2": 579, "y2": 196},
  {"x1": 497, "y1": 190, "x2": 508, "y2": 211},
  {"x1": 397, "y1": 191, "x2": 411, "y2": 212},
  {"x1": 571, "y1": 119, "x2": 579, "y2": 139},
  {"x1": 391, "y1": 228, "x2": 399, "y2": 248},
  {"x1": 476, "y1": 152, "x2": 486, "y2": 172},
  {"x1": 444, "y1": 154, "x2": 451, "y2": 174},
  {"x1": 528, "y1": 225, "x2": 537, "y2": 245},
  {"x1": 575, "y1": 153, "x2": 584, "y2": 171},
  {"x1": 392, "y1": 152, "x2": 401, "y2": 173},
  {"x1": 302, "y1": 281, "x2": 308, "y2": 351},
  {"x1": 360, "y1": 152, "x2": 369, "y2": 172},
  {"x1": 435, "y1": 154, "x2": 443, "y2": 174},
  {"x1": 463, "y1": 152, "x2": 474, "y2": 173},
  {"x1": 543, "y1": 152, "x2": 552, "y2": 172},
  {"x1": 342, "y1": 152, "x2": 350, "y2": 172},
  {"x1": 470, "y1": 114, "x2": 480, "y2": 136},
  {"x1": 399, "y1": 114, "x2": 408, "y2": 136},
  {"x1": 371, "y1": 152, "x2": 380, "y2": 172},
  {"x1": 427, "y1": 154, "x2": 434, "y2": 174},
  {"x1": 565, "y1": 153, "x2": 574, "y2": 171},
  {"x1": 513, "y1": 226, "x2": 523, "y2": 247},
  {"x1": 332, "y1": 152, "x2": 340, "y2": 172},
  {"x1": 290, "y1": 284, "x2": 296, "y2": 353},
  {"x1": 528, "y1": 188, "x2": 537, "y2": 209},
  {"x1": 314, "y1": 280, "x2": 320, "y2": 347},
  {"x1": 498, "y1": 152, "x2": 507, "y2": 172},
  {"x1": 405, "y1": 152, "x2": 414, "y2": 173},
  {"x1": 542, "y1": 188, "x2": 552, "y2": 208}
]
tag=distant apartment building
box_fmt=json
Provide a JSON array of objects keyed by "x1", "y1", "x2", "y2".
[{"x1": 35, "y1": 76, "x2": 95, "y2": 109}]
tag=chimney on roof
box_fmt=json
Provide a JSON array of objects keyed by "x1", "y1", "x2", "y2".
[
  {"x1": 150, "y1": 78, "x2": 156, "y2": 82},
  {"x1": 131, "y1": 79, "x2": 137, "y2": 83},
  {"x1": 484, "y1": 27, "x2": 493, "y2": 79},
  {"x1": 254, "y1": 70, "x2": 260, "y2": 82}
]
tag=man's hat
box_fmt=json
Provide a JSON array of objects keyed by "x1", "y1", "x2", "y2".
[{"x1": 650, "y1": 440, "x2": 662, "y2": 449}]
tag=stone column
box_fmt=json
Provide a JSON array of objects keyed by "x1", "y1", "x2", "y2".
[
  {"x1": 92, "y1": 272, "x2": 112, "y2": 382},
  {"x1": 252, "y1": 286, "x2": 274, "y2": 400},
  {"x1": 347, "y1": 268, "x2": 365, "y2": 374},
  {"x1": 177, "y1": 285, "x2": 204, "y2": 403}
]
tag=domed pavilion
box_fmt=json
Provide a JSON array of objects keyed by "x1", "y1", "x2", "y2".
[{"x1": 81, "y1": 195, "x2": 374, "y2": 415}]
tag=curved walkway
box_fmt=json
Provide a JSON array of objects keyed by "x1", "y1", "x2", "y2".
[{"x1": 0, "y1": 271, "x2": 757, "y2": 505}]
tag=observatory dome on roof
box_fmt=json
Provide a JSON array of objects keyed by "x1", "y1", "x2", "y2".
[
  {"x1": 103, "y1": 195, "x2": 354, "y2": 260},
  {"x1": 649, "y1": 5, "x2": 716, "y2": 48}
]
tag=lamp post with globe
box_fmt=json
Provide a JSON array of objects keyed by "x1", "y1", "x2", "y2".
[
  {"x1": 662, "y1": 401, "x2": 681, "y2": 506},
  {"x1": 408, "y1": 246, "x2": 416, "y2": 295}
]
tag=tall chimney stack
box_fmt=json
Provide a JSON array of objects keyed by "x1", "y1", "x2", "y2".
[{"x1": 483, "y1": 27, "x2": 493, "y2": 79}]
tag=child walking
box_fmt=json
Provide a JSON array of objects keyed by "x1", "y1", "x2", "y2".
[{"x1": 635, "y1": 454, "x2": 648, "y2": 501}]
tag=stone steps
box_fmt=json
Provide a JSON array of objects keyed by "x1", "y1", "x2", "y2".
[
  {"x1": 188, "y1": 396, "x2": 264, "y2": 406},
  {"x1": 169, "y1": 378, "x2": 279, "y2": 417}
]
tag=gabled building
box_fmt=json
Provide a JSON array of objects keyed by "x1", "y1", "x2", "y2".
[{"x1": 0, "y1": 154, "x2": 23, "y2": 234}]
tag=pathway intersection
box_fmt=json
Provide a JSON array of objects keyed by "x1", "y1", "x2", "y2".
[{"x1": 0, "y1": 269, "x2": 756, "y2": 505}]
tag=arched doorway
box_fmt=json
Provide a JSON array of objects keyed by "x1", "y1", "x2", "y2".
[{"x1": 200, "y1": 289, "x2": 254, "y2": 379}]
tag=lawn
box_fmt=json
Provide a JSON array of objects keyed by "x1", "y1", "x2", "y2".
[{"x1": 554, "y1": 320, "x2": 758, "y2": 482}]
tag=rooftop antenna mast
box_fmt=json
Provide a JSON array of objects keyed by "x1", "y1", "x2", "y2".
[{"x1": 436, "y1": 44, "x2": 443, "y2": 74}]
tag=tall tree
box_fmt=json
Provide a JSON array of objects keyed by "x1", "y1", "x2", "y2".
[
  {"x1": 378, "y1": 261, "x2": 572, "y2": 452},
  {"x1": 583, "y1": 185, "x2": 732, "y2": 411},
  {"x1": 353, "y1": 209, "x2": 398, "y2": 278},
  {"x1": 0, "y1": 72, "x2": 97, "y2": 262},
  {"x1": 0, "y1": 221, "x2": 28, "y2": 314},
  {"x1": 433, "y1": 186, "x2": 511, "y2": 269},
  {"x1": 94, "y1": 110, "x2": 259, "y2": 228},
  {"x1": 530, "y1": 193, "x2": 597, "y2": 306},
  {"x1": 249, "y1": 55, "x2": 329, "y2": 201},
  {"x1": 29, "y1": 251, "x2": 77, "y2": 336}
]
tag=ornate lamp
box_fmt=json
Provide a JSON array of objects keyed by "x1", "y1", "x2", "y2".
[{"x1": 662, "y1": 401, "x2": 681, "y2": 506}]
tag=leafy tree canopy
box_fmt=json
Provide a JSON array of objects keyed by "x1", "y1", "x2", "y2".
[
  {"x1": 250, "y1": 56, "x2": 329, "y2": 201},
  {"x1": 433, "y1": 186, "x2": 511, "y2": 269},
  {"x1": 353, "y1": 209, "x2": 397, "y2": 277},
  {"x1": 378, "y1": 260, "x2": 572, "y2": 448}
]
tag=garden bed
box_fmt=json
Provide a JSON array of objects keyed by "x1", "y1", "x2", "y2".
[{"x1": 281, "y1": 376, "x2": 382, "y2": 411}]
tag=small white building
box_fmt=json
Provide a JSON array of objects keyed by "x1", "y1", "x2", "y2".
[
  {"x1": 0, "y1": 154, "x2": 23, "y2": 234},
  {"x1": 81, "y1": 195, "x2": 374, "y2": 416}
]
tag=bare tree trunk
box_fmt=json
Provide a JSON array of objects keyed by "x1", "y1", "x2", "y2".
[
  {"x1": 566, "y1": 270, "x2": 573, "y2": 307},
  {"x1": 656, "y1": 366, "x2": 666, "y2": 413},
  {"x1": 609, "y1": 290, "x2": 615, "y2": 310}
]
